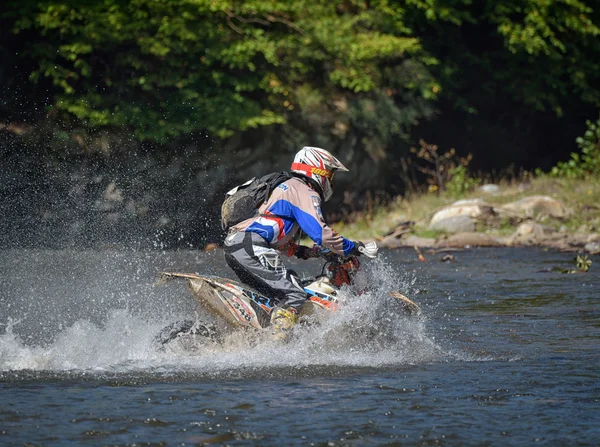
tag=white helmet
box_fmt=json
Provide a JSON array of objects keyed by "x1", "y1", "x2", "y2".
[{"x1": 291, "y1": 146, "x2": 348, "y2": 202}]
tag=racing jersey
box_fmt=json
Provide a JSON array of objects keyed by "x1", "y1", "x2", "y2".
[{"x1": 230, "y1": 177, "x2": 355, "y2": 256}]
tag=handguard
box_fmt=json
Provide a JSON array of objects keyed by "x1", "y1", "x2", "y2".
[{"x1": 358, "y1": 241, "x2": 379, "y2": 258}]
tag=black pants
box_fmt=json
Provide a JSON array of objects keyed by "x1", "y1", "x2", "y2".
[{"x1": 223, "y1": 231, "x2": 306, "y2": 310}]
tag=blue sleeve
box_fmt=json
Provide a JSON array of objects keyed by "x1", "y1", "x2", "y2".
[
  {"x1": 291, "y1": 199, "x2": 355, "y2": 256},
  {"x1": 341, "y1": 239, "x2": 356, "y2": 256},
  {"x1": 292, "y1": 206, "x2": 325, "y2": 245}
]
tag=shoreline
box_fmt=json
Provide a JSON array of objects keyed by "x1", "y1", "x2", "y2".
[{"x1": 333, "y1": 175, "x2": 600, "y2": 255}]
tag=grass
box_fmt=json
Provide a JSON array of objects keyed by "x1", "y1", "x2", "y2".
[{"x1": 332, "y1": 174, "x2": 600, "y2": 242}]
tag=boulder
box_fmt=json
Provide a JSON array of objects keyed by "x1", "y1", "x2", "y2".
[
  {"x1": 515, "y1": 221, "x2": 546, "y2": 240},
  {"x1": 500, "y1": 195, "x2": 568, "y2": 218},
  {"x1": 429, "y1": 215, "x2": 475, "y2": 233},
  {"x1": 585, "y1": 242, "x2": 600, "y2": 255},
  {"x1": 587, "y1": 233, "x2": 600, "y2": 243},
  {"x1": 430, "y1": 199, "x2": 492, "y2": 226},
  {"x1": 479, "y1": 184, "x2": 500, "y2": 195}
]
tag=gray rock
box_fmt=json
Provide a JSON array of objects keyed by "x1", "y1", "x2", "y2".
[
  {"x1": 586, "y1": 233, "x2": 600, "y2": 243},
  {"x1": 429, "y1": 215, "x2": 475, "y2": 233},
  {"x1": 430, "y1": 199, "x2": 492, "y2": 226},
  {"x1": 479, "y1": 184, "x2": 500, "y2": 194},
  {"x1": 515, "y1": 221, "x2": 546, "y2": 239},
  {"x1": 501, "y1": 195, "x2": 568, "y2": 218},
  {"x1": 585, "y1": 242, "x2": 600, "y2": 255}
]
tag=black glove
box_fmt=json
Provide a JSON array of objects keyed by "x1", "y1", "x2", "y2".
[
  {"x1": 295, "y1": 245, "x2": 318, "y2": 260},
  {"x1": 351, "y1": 241, "x2": 365, "y2": 256},
  {"x1": 351, "y1": 241, "x2": 379, "y2": 258}
]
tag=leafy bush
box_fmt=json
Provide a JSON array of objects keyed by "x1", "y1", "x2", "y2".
[
  {"x1": 2, "y1": 0, "x2": 437, "y2": 142},
  {"x1": 446, "y1": 161, "x2": 480, "y2": 198},
  {"x1": 551, "y1": 116, "x2": 600, "y2": 178},
  {"x1": 408, "y1": 140, "x2": 479, "y2": 197}
]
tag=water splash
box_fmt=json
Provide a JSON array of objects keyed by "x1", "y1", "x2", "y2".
[{"x1": 0, "y1": 255, "x2": 452, "y2": 374}]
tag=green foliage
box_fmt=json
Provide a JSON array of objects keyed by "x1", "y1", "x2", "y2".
[
  {"x1": 408, "y1": 140, "x2": 456, "y2": 194},
  {"x1": 2, "y1": 0, "x2": 437, "y2": 142},
  {"x1": 489, "y1": 0, "x2": 600, "y2": 113},
  {"x1": 576, "y1": 254, "x2": 592, "y2": 272},
  {"x1": 404, "y1": 0, "x2": 600, "y2": 117},
  {"x1": 413, "y1": 228, "x2": 446, "y2": 239},
  {"x1": 2, "y1": 0, "x2": 600, "y2": 162},
  {"x1": 550, "y1": 116, "x2": 600, "y2": 178},
  {"x1": 493, "y1": 0, "x2": 600, "y2": 56},
  {"x1": 406, "y1": 140, "x2": 478, "y2": 196},
  {"x1": 446, "y1": 162, "x2": 480, "y2": 198},
  {"x1": 550, "y1": 254, "x2": 593, "y2": 274}
]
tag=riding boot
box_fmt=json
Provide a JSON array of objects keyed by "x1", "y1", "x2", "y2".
[{"x1": 270, "y1": 307, "x2": 298, "y2": 341}]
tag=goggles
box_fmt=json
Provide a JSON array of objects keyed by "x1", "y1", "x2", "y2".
[{"x1": 291, "y1": 163, "x2": 335, "y2": 180}]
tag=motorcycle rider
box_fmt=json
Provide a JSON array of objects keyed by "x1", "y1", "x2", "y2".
[{"x1": 223, "y1": 146, "x2": 377, "y2": 339}]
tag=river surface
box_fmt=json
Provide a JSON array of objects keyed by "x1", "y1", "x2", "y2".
[{"x1": 0, "y1": 247, "x2": 598, "y2": 446}]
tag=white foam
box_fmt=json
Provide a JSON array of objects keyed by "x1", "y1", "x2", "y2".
[{"x1": 0, "y1": 257, "x2": 452, "y2": 373}]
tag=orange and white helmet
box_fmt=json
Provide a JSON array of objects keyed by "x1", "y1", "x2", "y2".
[{"x1": 291, "y1": 146, "x2": 348, "y2": 202}]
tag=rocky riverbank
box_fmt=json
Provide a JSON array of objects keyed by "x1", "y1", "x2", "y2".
[
  {"x1": 378, "y1": 195, "x2": 600, "y2": 254},
  {"x1": 336, "y1": 176, "x2": 600, "y2": 255}
]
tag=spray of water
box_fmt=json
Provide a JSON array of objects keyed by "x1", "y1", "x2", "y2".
[{"x1": 0, "y1": 255, "x2": 451, "y2": 374}]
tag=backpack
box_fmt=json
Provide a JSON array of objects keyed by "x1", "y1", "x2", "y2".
[{"x1": 221, "y1": 171, "x2": 293, "y2": 231}]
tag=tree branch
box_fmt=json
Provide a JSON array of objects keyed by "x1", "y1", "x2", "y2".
[{"x1": 224, "y1": 10, "x2": 304, "y2": 35}]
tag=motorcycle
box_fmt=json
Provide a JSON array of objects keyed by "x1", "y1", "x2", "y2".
[{"x1": 155, "y1": 245, "x2": 420, "y2": 347}]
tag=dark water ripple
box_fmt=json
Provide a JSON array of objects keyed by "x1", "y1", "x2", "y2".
[{"x1": 0, "y1": 247, "x2": 599, "y2": 446}]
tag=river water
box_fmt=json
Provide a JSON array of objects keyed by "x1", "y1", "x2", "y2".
[{"x1": 0, "y1": 247, "x2": 598, "y2": 445}]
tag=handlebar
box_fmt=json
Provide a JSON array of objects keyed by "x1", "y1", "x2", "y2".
[{"x1": 313, "y1": 241, "x2": 378, "y2": 260}]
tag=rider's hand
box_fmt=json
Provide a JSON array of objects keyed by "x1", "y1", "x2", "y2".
[
  {"x1": 351, "y1": 241, "x2": 365, "y2": 256},
  {"x1": 295, "y1": 245, "x2": 319, "y2": 260},
  {"x1": 351, "y1": 241, "x2": 379, "y2": 258}
]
